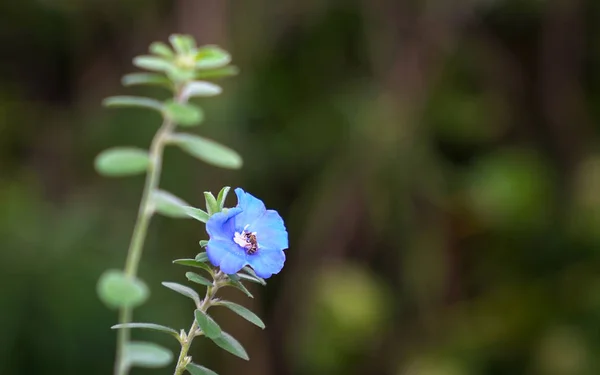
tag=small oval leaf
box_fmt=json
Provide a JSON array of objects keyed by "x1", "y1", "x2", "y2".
[
  {"x1": 162, "y1": 282, "x2": 200, "y2": 306},
  {"x1": 182, "y1": 81, "x2": 222, "y2": 100},
  {"x1": 111, "y1": 323, "x2": 179, "y2": 338},
  {"x1": 133, "y1": 56, "x2": 174, "y2": 72},
  {"x1": 183, "y1": 206, "x2": 210, "y2": 222},
  {"x1": 217, "y1": 301, "x2": 265, "y2": 329},
  {"x1": 216, "y1": 186, "x2": 231, "y2": 211},
  {"x1": 152, "y1": 190, "x2": 190, "y2": 218},
  {"x1": 103, "y1": 96, "x2": 163, "y2": 112},
  {"x1": 95, "y1": 147, "x2": 150, "y2": 177},
  {"x1": 149, "y1": 42, "x2": 174, "y2": 58},
  {"x1": 123, "y1": 341, "x2": 173, "y2": 368},
  {"x1": 196, "y1": 251, "x2": 209, "y2": 262},
  {"x1": 170, "y1": 133, "x2": 243, "y2": 169},
  {"x1": 195, "y1": 309, "x2": 222, "y2": 339},
  {"x1": 237, "y1": 273, "x2": 266, "y2": 286},
  {"x1": 210, "y1": 332, "x2": 249, "y2": 360},
  {"x1": 226, "y1": 278, "x2": 253, "y2": 299},
  {"x1": 173, "y1": 259, "x2": 214, "y2": 274},
  {"x1": 195, "y1": 46, "x2": 231, "y2": 69},
  {"x1": 204, "y1": 192, "x2": 219, "y2": 216},
  {"x1": 186, "y1": 363, "x2": 219, "y2": 375},
  {"x1": 164, "y1": 101, "x2": 204, "y2": 127},
  {"x1": 97, "y1": 270, "x2": 149, "y2": 309},
  {"x1": 186, "y1": 272, "x2": 213, "y2": 287},
  {"x1": 122, "y1": 73, "x2": 171, "y2": 88},
  {"x1": 196, "y1": 66, "x2": 239, "y2": 80},
  {"x1": 169, "y1": 34, "x2": 196, "y2": 54}
]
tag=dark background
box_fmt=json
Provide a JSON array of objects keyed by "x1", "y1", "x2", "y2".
[{"x1": 2, "y1": 0, "x2": 600, "y2": 374}]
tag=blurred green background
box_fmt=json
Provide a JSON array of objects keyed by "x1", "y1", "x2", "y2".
[{"x1": 3, "y1": 0, "x2": 600, "y2": 374}]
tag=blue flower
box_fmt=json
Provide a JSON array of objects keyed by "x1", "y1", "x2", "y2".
[{"x1": 205, "y1": 188, "x2": 288, "y2": 278}]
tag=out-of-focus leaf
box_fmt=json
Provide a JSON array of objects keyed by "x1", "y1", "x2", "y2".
[
  {"x1": 195, "y1": 46, "x2": 231, "y2": 69},
  {"x1": 102, "y1": 96, "x2": 163, "y2": 112},
  {"x1": 181, "y1": 81, "x2": 222, "y2": 100},
  {"x1": 133, "y1": 56, "x2": 173, "y2": 72},
  {"x1": 170, "y1": 133, "x2": 243, "y2": 169},
  {"x1": 123, "y1": 341, "x2": 173, "y2": 368},
  {"x1": 122, "y1": 73, "x2": 171, "y2": 88},
  {"x1": 164, "y1": 101, "x2": 204, "y2": 127},
  {"x1": 196, "y1": 66, "x2": 239, "y2": 80},
  {"x1": 150, "y1": 42, "x2": 174, "y2": 58},
  {"x1": 170, "y1": 34, "x2": 196, "y2": 54},
  {"x1": 97, "y1": 270, "x2": 149, "y2": 309},
  {"x1": 94, "y1": 147, "x2": 150, "y2": 177},
  {"x1": 151, "y1": 190, "x2": 190, "y2": 218}
]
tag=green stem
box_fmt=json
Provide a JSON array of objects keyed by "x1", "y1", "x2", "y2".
[
  {"x1": 173, "y1": 278, "x2": 221, "y2": 375},
  {"x1": 114, "y1": 88, "x2": 182, "y2": 375}
]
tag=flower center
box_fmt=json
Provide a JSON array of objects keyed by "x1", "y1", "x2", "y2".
[{"x1": 233, "y1": 225, "x2": 259, "y2": 255}]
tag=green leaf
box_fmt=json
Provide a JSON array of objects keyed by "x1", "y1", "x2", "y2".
[
  {"x1": 241, "y1": 266, "x2": 265, "y2": 283},
  {"x1": 94, "y1": 147, "x2": 150, "y2": 177},
  {"x1": 183, "y1": 206, "x2": 210, "y2": 222},
  {"x1": 226, "y1": 278, "x2": 253, "y2": 299},
  {"x1": 123, "y1": 341, "x2": 173, "y2": 368},
  {"x1": 173, "y1": 258, "x2": 214, "y2": 274},
  {"x1": 164, "y1": 101, "x2": 204, "y2": 127},
  {"x1": 97, "y1": 269, "x2": 149, "y2": 309},
  {"x1": 210, "y1": 332, "x2": 249, "y2": 360},
  {"x1": 150, "y1": 42, "x2": 174, "y2": 58},
  {"x1": 170, "y1": 133, "x2": 243, "y2": 169},
  {"x1": 196, "y1": 251, "x2": 209, "y2": 261},
  {"x1": 122, "y1": 73, "x2": 171, "y2": 88},
  {"x1": 196, "y1": 66, "x2": 239, "y2": 80},
  {"x1": 152, "y1": 190, "x2": 190, "y2": 218},
  {"x1": 237, "y1": 272, "x2": 266, "y2": 286},
  {"x1": 170, "y1": 34, "x2": 196, "y2": 54},
  {"x1": 162, "y1": 282, "x2": 200, "y2": 306},
  {"x1": 133, "y1": 55, "x2": 174, "y2": 72},
  {"x1": 204, "y1": 192, "x2": 219, "y2": 215},
  {"x1": 186, "y1": 272, "x2": 213, "y2": 287},
  {"x1": 199, "y1": 240, "x2": 209, "y2": 248},
  {"x1": 186, "y1": 363, "x2": 219, "y2": 375},
  {"x1": 111, "y1": 323, "x2": 179, "y2": 338},
  {"x1": 194, "y1": 309, "x2": 222, "y2": 339},
  {"x1": 216, "y1": 186, "x2": 231, "y2": 211},
  {"x1": 182, "y1": 81, "x2": 222, "y2": 100},
  {"x1": 217, "y1": 301, "x2": 265, "y2": 329},
  {"x1": 196, "y1": 46, "x2": 231, "y2": 69},
  {"x1": 103, "y1": 96, "x2": 163, "y2": 112}
]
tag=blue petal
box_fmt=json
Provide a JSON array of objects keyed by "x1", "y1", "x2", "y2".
[
  {"x1": 247, "y1": 249, "x2": 286, "y2": 278},
  {"x1": 206, "y1": 207, "x2": 243, "y2": 241},
  {"x1": 233, "y1": 188, "x2": 266, "y2": 229},
  {"x1": 206, "y1": 238, "x2": 247, "y2": 274},
  {"x1": 248, "y1": 210, "x2": 288, "y2": 250}
]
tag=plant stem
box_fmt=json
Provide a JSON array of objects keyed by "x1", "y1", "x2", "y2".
[
  {"x1": 113, "y1": 115, "x2": 177, "y2": 375},
  {"x1": 173, "y1": 280, "x2": 220, "y2": 375}
]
